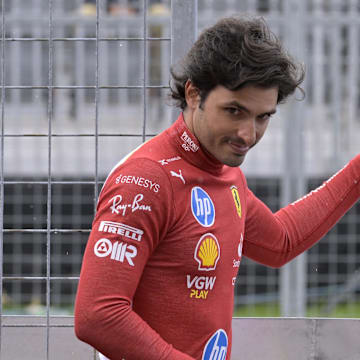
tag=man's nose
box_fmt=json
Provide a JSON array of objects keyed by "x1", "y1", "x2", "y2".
[{"x1": 236, "y1": 118, "x2": 256, "y2": 146}]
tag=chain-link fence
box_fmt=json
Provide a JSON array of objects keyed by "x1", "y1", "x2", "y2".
[{"x1": 1, "y1": 0, "x2": 360, "y2": 357}]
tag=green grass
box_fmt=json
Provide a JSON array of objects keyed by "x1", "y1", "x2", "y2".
[
  {"x1": 4, "y1": 302, "x2": 360, "y2": 318},
  {"x1": 233, "y1": 303, "x2": 360, "y2": 318}
]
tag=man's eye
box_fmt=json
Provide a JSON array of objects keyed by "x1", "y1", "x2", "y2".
[
  {"x1": 226, "y1": 107, "x2": 240, "y2": 115},
  {"x1": 259, "y1": 113, "x2": 272, "y2": 121}
]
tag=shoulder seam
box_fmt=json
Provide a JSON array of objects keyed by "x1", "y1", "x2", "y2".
[
  {"x1": 139, "y1": 158, "x2": 178, "y2": 232},
  {"x1": 107, "y1": 156, "x2": 178, "y2": 233}
]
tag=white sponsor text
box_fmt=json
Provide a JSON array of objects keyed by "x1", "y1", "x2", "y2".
[
  {"x1": 94, "y1": 238, "x2": 137, "y2": 266},
  {"x1": 181, "y1": 131, "x2": 199, "y2": 152},
  {"x1": 109, "y1": 194, "x2": 151, "y2": 216},
  {"x1": 98, "y1": 221, "x2": 143, "y2": 242},
  {"x1": 158, "y1": 156, "x2": 181, "y2": 166},
  {"x1": 115, "y1": 174, "x2": 160, "y2": 193},
  {"x1": 187, "y1": 275, "x2": 216, "y2": 300}
]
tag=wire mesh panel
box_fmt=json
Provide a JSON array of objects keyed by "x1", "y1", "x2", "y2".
[
  {"x1": 1, "y1": 0, "x2": 173, "y2": 358},
  {"x1": 1, "y1": 0, "x2": 360, "y2": 358}
]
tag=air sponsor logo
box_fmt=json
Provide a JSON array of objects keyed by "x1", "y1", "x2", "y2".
[
  {"x1": 202, "y1": 329, "x2": 228, "y2": 360},
  {"x1": 181, "y1": 131, "x2": 199, "y2": 152},
  {"x1": 170, "y1": 169, "x2": 185, "y2": 184},
  {"x1": 191, "y1": 187, "x2": 215, "y2": 227},
  {"x1": 230, "y1": 185, "x2": 242, "y2": 218},
  {"x1": 109, "y1": 194, "x2": 151, "y2": 216},
  {"x1": 115, "y1": 174, "x2": 160, "y2": 193},
  {"x1": 187, "y1": 275, "x2": 216, "y2": 300},
  {"x1": 158, "y1": 156, "x2": 181, "y2": 166},
  {"x1": 233, "y1": 233, "x2": 243, "y2": 268},
  {"x1": 194, "y1": 233, "x2": 220, "y2": 271},
  {"x1": 98, "y1": 221, "x2": 143, "y2": 242},
  {"x1": 94, "y1": 238, "x2": 137, "y2": 266}
]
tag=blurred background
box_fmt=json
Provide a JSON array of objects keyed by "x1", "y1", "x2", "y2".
[{"x1": 1, "y1": 0, "x2": 360, "y2": 322}]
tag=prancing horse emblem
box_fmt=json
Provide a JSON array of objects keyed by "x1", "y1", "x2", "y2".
[{"x1": 230, "y1": 185, "x2": 242, "y2": 218}]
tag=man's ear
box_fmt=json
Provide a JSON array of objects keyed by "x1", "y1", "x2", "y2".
[{"x1": 185, "y1": 80, "x2": 200, "y2": 110}]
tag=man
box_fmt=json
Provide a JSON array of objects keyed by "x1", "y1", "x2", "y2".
[{"x1": 74, "y1": 16, "x2": 360, "y2": 359}]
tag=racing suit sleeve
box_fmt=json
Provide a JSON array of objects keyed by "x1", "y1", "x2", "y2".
[
  {"x1": 243, "y1": 154, "x2": 360, "y2": 267},
  {"x1": 74, "y1": 158, "x2": 195, "y2": 360}
]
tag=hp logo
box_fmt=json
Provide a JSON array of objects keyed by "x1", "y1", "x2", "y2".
[
  {"x1": 191, "y1": 187, "x2": 215, "y2": 227},
  {"x1": 202, "y1": 329, "x2": 228, "y2": 360}
]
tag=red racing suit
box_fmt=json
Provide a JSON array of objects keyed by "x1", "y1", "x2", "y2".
[{"x1": 75, "y1": 114, "x2": 360, "y2": 360}]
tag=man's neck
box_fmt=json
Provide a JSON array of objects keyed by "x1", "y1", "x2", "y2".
[{"x1": 182, "y1": 107, "x2": 195, "y2": 134}]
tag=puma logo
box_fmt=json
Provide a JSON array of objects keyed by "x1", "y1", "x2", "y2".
[{"x1": 170, "y1": 170, "x2": 185, "y2": 184}]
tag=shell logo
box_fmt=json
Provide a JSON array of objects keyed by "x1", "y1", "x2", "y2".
[
  {"x1": 230, "y1": 185, "x2": 242, "y2": 218},
  {"x1": 194, "y1": 233, "x2": 220, "y2": 271}
]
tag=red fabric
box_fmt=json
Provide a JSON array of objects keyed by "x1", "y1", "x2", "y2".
[
  {"x1": 75, "y1": 114, "x2": 360, "y2": 360},
  {"x1": 244, "y1": 158, "x2": 360, "y2": 266}
]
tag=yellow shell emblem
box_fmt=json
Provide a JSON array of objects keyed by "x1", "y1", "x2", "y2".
[
  {"x1": 231, "y1": 186, "x2": 242, "y2": 218},
  {"x1": 194, "y1": 233, "x2": 220, "y2": 271}
]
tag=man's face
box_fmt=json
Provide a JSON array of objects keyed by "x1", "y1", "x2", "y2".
[{"x1": 188, "y1": 84, "x2": 278, "y2": 167}]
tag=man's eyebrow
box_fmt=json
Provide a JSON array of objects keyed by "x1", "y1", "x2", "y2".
[
  {"x1": 261, "y1": 109, "x2": 277, "y2": 116},
  {"x1": 225, "y1": 100, "x2": 277, "y2": 116},
  {"x1": 225, "y1": 101, "x2": 251, "y2": 113}
]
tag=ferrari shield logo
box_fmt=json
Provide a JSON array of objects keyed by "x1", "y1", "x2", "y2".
[{"x1": 230, "y1": 186, "x2": 242, "y2": 218}]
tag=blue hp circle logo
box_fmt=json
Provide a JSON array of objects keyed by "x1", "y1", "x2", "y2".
[
  {"x1": 191, "y1": 187, "x2": 215, "y2": 227},
  {"x1": 202, "y1": 329, "x2": 228, "y2": 360}
]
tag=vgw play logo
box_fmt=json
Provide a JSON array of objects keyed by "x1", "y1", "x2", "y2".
[
  {"x1": 191, "y1": 187, "x2": 215, "y2": 227},
  {"x1": 202, "y1": 329, "x2": 228, "y2": 360}
]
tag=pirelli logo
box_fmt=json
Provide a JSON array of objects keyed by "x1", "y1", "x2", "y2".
[{"x1": 98, "y1": 221, "x2": 143, "y2": 242}]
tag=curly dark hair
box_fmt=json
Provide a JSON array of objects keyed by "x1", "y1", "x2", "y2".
[{"x1": 169, "y1": 15, "x2": 305, "y2": 110}]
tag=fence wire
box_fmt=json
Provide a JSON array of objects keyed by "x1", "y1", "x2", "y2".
[{"x1": 1, "y1": 0, "x2": 360, "y2": 359}]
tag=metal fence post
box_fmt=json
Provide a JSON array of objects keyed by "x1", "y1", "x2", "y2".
[
  {"x1": 0, "y1": 0, "x2": 4, "y2": 356},
  {"x1": 280, "y1": 0, "x2": 307, "y2": 317},
  {"x1": 170, "y1": 0, "x2": 198, "y2": 122}
]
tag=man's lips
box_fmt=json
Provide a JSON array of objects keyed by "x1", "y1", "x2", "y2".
[{"x1": 228, "y1": 140, "x2": 250, "y2": 155}]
